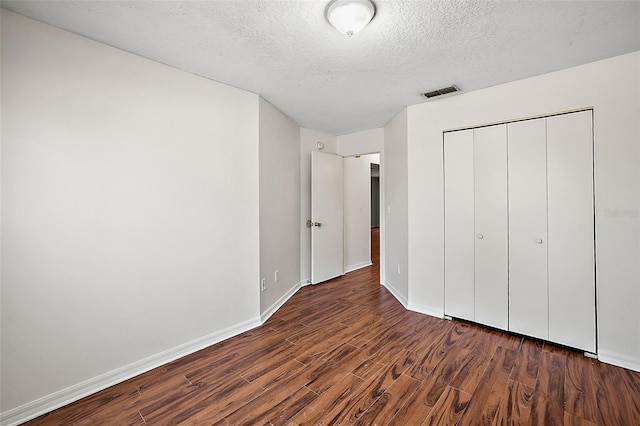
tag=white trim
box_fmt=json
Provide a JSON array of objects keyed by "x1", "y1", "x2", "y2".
[
  {"x1": 260, "y1": 282, "x2": 301, "y2": 323},
  {"x1": 300, "y1": 278, "x2": 312, "y2": 287},
  {"x1": 598, "y1": 350, "x2": 640, "y2": 372},
  {"x1": 407, "y1": 302, "x2": 445, "y2": 319},
  {"x1": 345, "y1": 261, "x2": 372, "y2": 273},
  {"x1": 0, "y1": 317, "x2": 261, "y2": 426},
  {"x1": 381, "y1": 280, "x2": 408, "y2": 308},
  {"x1": 379, "y1": 148, "x2": 385, "y2": 285}
]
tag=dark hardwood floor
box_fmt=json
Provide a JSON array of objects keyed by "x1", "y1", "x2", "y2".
[{"x1": 26, "y1": 227, "x2": 640, "y2": 425}]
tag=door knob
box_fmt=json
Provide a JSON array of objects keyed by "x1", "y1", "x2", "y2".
[
  {"x1": 536, "y1": 238, "x2": 543, "y2": 244},
  {"x1": 477, "y1": 234, "x2": 484, "y2": 239}
]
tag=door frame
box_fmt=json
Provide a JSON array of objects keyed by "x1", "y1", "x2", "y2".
[{"x1": 341, "y1": 150, "x2": 385, "y2": 286}]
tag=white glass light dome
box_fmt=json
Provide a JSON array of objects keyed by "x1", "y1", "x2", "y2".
[{"x1": 326, "y1": 0, "x2": 376, "y2": 37}]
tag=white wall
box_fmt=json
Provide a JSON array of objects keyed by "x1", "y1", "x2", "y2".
[
  {"x1": 1, "y1": 10, "x2": 261, "y2": 421},
  {"x1": 344, "y1": 154, "x2": 379, "y2": 272},
  {"x1": 337, "y1": 128, "x2": 384, "y2": 157},
  {"x1": 383, "y1": 110, "x2": 409, "y2": 305},
  {"x1": 407, "y1": 51, "x2": 640, "y2": 371},
  {"x1": 259, "y1": 98, "x2": 300, "y2": 319},
  {"x1": 299, "y1": 128, "x2": 337, "y2": 284}
]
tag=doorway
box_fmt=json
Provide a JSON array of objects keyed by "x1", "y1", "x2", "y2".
[
  {"x1": 341, "y1": 153, "x2": 381, "y2": 279},
  {"x1": 370, "y1": 162, "x2": 381, "y2": 272},
  {"x1": 371, "y1": 163, "x2": 380, "y2": 228},
  {"x1": 309, "y1": 151, "x2": 383, "y2": 286}
]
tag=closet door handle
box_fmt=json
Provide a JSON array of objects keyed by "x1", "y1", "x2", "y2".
[
  {"x1": 536, "y1": 238, "x2": 543, "y2": 244},
  {"x1": 477, "y1": 234, "x2": 484, "y2": 239}
]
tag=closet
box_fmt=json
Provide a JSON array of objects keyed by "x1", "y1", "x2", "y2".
[{"x1": 444, "y1": 110, "x2": 596, "y2": 353}]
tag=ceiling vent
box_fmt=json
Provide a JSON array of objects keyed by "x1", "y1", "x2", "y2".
[{"x1": 422, "y1": 85, "x2": 460, "y2": 99}]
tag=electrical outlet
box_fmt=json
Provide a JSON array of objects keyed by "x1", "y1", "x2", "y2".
[
  {"x1": 274, "y1": 270, "x2": 279, "y2": 282},
  {"x1": 261, "y1": 278, "x2": 266, "y2": 291}
]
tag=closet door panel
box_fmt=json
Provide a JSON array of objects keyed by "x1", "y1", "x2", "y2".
[
  {"x1": 444, "y1": 130, "x2": 475, "y2": 321},
  {"x1": 474, "y1": 125, "x2": 508, "y2": 330},
  {"x1": 547, "y1": 111, "x2": 596, "y2": 352},
  {"x1": 508, "y1": 119, "x2": 549, "y2": 340}
]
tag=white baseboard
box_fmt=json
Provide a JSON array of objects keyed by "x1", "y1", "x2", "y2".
[
  {"x1": 407, "y1": 302, "x2": 445, "y2": 319},
  {"x1": 2, "y1": 281, "x2": 310, "y2": 426},
  {"x1": 300, "y1": 278, "x2": 312, "y2": 287},
  {"x1": 381, "y1": 280, "x2": 408, "y2": 308},
  {"x1": 598, "y1": 349, "x2": 640, "y2": 372},
  {"x1": 0, "y1": 317, "x2": 261, "y2": 426},
  {"x1": 260, "y1": 282, "x2": 301, "y2": 323},
  {"x1": 345, "y1": 261, "x2": 372, "y2": 274}
]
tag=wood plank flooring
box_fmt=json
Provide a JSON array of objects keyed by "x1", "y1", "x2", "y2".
[{"x1": 26, "y1": 228, "x2": 640, "y2": 425}]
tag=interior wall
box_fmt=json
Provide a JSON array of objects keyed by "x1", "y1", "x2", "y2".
[
  {"x1": 299, "y1": 128, "x2": 337, "y2": 284},
  {"x1": 259, "y1": 98, "x2": 300, "y2": 319},
  {"x1": 1, "y1": 10, "x2": 261, "y2": 417},
  {"x1": 337, "y1": 128, "x2": 384, "y2": 157},
  {"x1": 344, "y1": 154, "x2": 379, "y2": 272},
  {"x1": 383, "y1": 110, "x2": 409, "y2": 305},
  {"x1": 407, "y1": 51, "x2": 640, "y2": 371}
]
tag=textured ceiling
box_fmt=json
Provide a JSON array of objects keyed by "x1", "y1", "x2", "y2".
[{"x1": 2, "y1": 1, "x2": 639, "y2": 135}]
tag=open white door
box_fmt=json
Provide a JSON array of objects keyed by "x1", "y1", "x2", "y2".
[{"x1": 311, "y1": 151, "x2": 344, "y2": 284}]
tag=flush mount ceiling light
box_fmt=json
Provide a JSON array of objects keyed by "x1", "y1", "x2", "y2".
[{"x1": 326, "y1": 0, "x2": 376, "y2": 37}]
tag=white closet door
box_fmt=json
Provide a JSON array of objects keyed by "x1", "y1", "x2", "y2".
[
  {"x1": 444, "y1": 129, "x2": 474, "y2": 321},
  {"x1": 474, "y1": 125, "x2": 508, "y2": 330},
  {"x1": 547, "y1": 111, "x2": 596, "y2": 352},
  {"x1": 508, "y1": 119, "x2": 549, "y2": 340}
]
